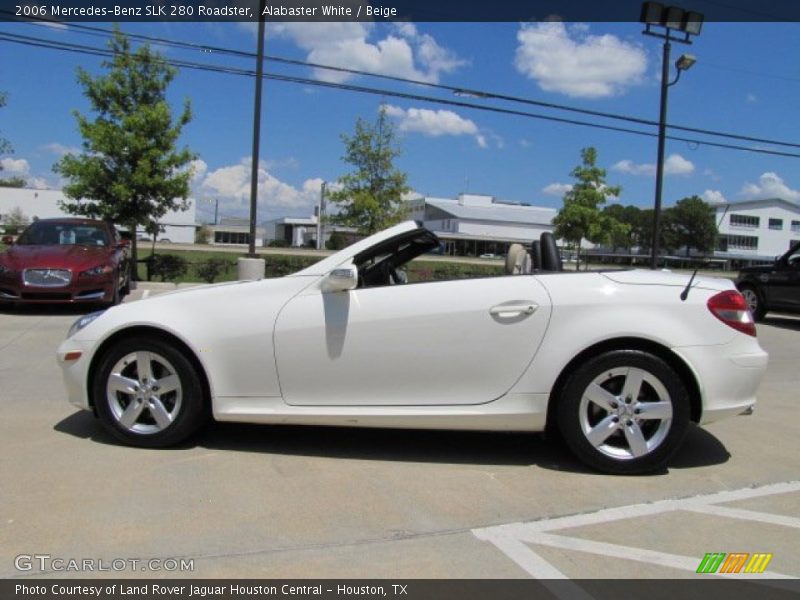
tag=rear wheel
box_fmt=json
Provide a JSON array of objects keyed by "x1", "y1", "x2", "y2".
[
  {"x1": 557, "y1": 350, "x2": 690, "y2": 475},
  {"x1": 739, "y1": 285, "x2": 766, "y2": 321},
  {"x1": 92, "y1": 337, "x2": 208, "y2": 447}
]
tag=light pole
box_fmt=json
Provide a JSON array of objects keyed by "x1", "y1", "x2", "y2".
[
  {"x1": 316, "y1": 181, "x2": 327, "y2": 250},
  {"x1": 641, "y1": 2, "x2": 703, "y2": 269}
]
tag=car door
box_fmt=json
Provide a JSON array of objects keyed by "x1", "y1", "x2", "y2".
[
  {"x1": 273, "y1": 276, "x2": 552, "y2": 406},
  {"x1": 769, "y1": 245, "x2": 800, "y2": 310}
]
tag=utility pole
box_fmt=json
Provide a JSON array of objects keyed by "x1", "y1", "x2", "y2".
[
  {"x1": 316, "y1": 181, "x2": 327, "y2": 250},
  {"x1": 247, "y1": 0, "x2": 266, "y2": 258}
]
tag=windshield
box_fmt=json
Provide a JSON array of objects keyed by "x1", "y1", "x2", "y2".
[{"x1": 17, "y1": 221, "x2": 110, "y2": 247}]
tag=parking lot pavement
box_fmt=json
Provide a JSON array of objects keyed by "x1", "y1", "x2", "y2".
[{"x1": 0, "y1": 293, "x2": 798, "y2": 579}]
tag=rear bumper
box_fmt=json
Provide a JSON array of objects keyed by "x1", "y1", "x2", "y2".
[{"x1": 673, "y1": 337, "x2": 768, "y2": 426}]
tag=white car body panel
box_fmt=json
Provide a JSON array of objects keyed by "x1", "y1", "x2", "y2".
[
  {"x1": 274, "y1": 276, "x2": 552, "y2": 406},
  {"x1": 58, "y1": 221, "x2": 767, "y2": 441}
]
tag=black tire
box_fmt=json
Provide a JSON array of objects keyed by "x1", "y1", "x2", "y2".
[
  {"x1": 556, "y1": 350, "x2": 690, "y2": 475},
  {"x1": 92, "y1": 336, "x2": 208, "y2": 448},
  {"x1": 739, "y1": 284, "x2": 766, "y2": 321}
]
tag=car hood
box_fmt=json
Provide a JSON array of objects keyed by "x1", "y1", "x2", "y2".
[
  {"x1": 0, "y1": 244, "x2": 113, "y2": 271},
  {"x1": 601, "y1": 269, "x2": 733, "y2": 292},
  {"x1": 73, "y1": 274, "x2": 318, "y2": 342}
]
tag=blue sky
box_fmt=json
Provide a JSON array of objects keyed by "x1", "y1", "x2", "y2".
[{"x1": 1, "y1": 20, "x2": 799, "y2": 223}]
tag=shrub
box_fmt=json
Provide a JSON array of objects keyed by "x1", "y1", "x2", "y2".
[
  {"x1": 149, "y1": 254, "x2": 188, "y2": 282},
  {"x1": 195, "y1": 258, "x2": 231, "y2": 283},
  {"x1": 267, "y1": 239, "x2": 289, "y2": 248},
  {"x1": 325, "y1": 231, "x2": 348, "y2": 251}
]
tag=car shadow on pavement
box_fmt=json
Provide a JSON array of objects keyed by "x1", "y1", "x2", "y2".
[
  {"x1": 762, "y1": 315, "x2": 800, "y2": 331},
  {"x1": 54, "y1": 412, "x2": 730, "y2": 474}
]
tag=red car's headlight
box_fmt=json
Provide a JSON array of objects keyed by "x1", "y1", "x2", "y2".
[{"x1": 81, "y1": 264, "x2": 114, "y2": 277}]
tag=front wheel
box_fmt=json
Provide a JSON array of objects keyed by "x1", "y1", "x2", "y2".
[
  {"x1": 739, "y1": 285, "x2": 766, "y2": 321},
  {"x1": 92, "y1": 337, "x2": 208, "y2": 447},
  {"x1": 557, "y1": 350, "x2": 690, "y2": 475}
]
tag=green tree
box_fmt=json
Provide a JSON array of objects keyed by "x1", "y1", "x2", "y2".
[
  {"x1": 195, "y1": 224, "x2": 211, "y2": 244},
  {"x1": 0, "y1": 176, "x2": 26, "y2": 188},
  {"x1": 53, "y1": 28, "x2": 196, "y2": 280},
  {"x1": 664, "y1": 195, "x2": 717, "y2": 256},
  {"x1": 603, "y1": 204, "x2": 641, "y2": 251},
  {"x1": 328, "y1": 106, "x2": 410, "y2": 235},
  {"x1": 552, "y1": 147, "x2": 624, "y2": 269},
  {"x1": 4, "y1": 206, "x2": 29, "y2": 234}
]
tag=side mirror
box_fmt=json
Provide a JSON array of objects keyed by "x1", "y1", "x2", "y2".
[
  {"x1": 1, "y1": 235, "x2": 14, "y2": 245},
  {"x1": 322, "y1": 265, "x2": 358, "y2": 293}
]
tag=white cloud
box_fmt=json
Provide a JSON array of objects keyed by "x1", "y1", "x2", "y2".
[
  {"x1": 740, "y1": 172, "x2": 800, "y2": 202},
  {"x1": 269, "y1": 23, "x2": 465, "y2": 84},
  {"x1": 702, "y1": 189, "x2": 727, "y2": 204},
  {"x1": 188, "y1": 159, "x2": 208, "y2": 183},
  {"x1": 664, "y1": 154, "x2": 695, "y2": 175},
  {"x1": 515, "y1": 22, "x2": 647, "y2": 98},
  {"x1": 0, "y1": 157, "x2": 30, "y2": 174},
  {"x1": 542, "y1": 182, "x2": 573, "y2": 196},
  {"x1": 198, "y1": 157, "x2": 322, "y2": 212},
  {"x1": 42, "y1": 143, "x2": 81, "y2": 156},
  {"x1": 384, "y1": 104, "x2": 487, "y2": 148},
  {"x1": 611, "y1": 154, "x2": 695, "y2": 177}
]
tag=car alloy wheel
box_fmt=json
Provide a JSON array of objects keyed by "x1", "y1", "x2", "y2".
[
  {"x1": 106, "y1": 351, "x2": 183, "y2": 435},
  {"x1": 578, "y1": 367, "x2": 672, "y2": 461},
  {"x1": 557, "y1": 350, "x2": 690, "y2": 475},
  {"x1": 93, "y1": 337, "x2": 208, "y2": 447},
  {"x1": 739, "y1": 286, "x2": 765, "y2": 321}
]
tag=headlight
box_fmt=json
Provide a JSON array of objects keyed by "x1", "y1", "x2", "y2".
[
  {"x1": 67, "y1": 310, "x2": 105, "y2": 339},
  {"x1": 81, "y1": 264, "x2": 113, "y2": 277}
]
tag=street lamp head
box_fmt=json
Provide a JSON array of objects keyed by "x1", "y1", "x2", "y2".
[
  {"x1": 640, "y1": 2, "x2": 704, "y2": 39},
  {"x1": 675, "y1": 53, "x2": 697, "y2": 71},
  {"x1": 640, "y1": 1, "x2": 665, "y2": 24},
  {"x1": 683, "y1": 11, "x2": 704, "y2": 35}
]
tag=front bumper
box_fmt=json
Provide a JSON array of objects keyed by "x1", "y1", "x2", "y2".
[
  {"x1": 57, "y1": 338, "x2": 96, "y2": 410},
  {"x1": 0, "y1": 279, "x2": 113, "y2": 304},
  {"x1": 674, "y1": 335, "x2": 769, "y2": 425}
]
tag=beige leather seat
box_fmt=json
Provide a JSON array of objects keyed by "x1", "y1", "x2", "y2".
[{"x1": 505, "y1": 244, "x2": 532, "y2": 275}]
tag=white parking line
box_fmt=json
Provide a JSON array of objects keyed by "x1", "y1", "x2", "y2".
[{"x1": 473, "y1": 480, "x2": 800, "y2": 580}]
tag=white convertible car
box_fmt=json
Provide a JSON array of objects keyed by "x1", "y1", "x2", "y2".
[{"x1": 58, "y1": 221, "x2": 768, "y2": 474}]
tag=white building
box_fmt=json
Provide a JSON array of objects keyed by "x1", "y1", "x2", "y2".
[
  {"x1": 0, "y1": 187, "x2": 197, "y2": 244},
  {"x1": 263, "y1": 216, "x2": 358, "y2": 248},
  {"x1": 408, "y1": 193, "x2": 557, "y2": 256},
  {"x1": 207, "y1": 217, "x2": 265, "y2": 247},
  {"x1": 714, "y1": 198, "x2": 800, "y2": 261}
]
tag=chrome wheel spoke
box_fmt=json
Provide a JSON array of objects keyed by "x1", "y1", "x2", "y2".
[
  {"x1": 108, "y1": 373, "x2": 138, "y2": 395},
  {"x1": 623, "y1": 421, "x2": 649, "y2": 457},
  {"x1": 584, "y1": 382, "x2": 617, "y2": 411},
  {"x1": 621, "y1": 368, "x2": 644, "y2": 402},
  {"x1": 586, "y1": 415, "x2": 619, "y2": 447},
  {"x1": 148, "y1": 397, "x2": 172, "y2": 429},
  {"x1": 636, "y1": 401, "x2": 673, "y2": 420},
  {"x1": 136, "y1": 351, "x2": 154, "y2": 382},
  {"x1": 155, "y1": 374, "x2": 180, "y2": 395},
  {"x1": 119, "y1": 399, "x2": 146, "y2": 429}
]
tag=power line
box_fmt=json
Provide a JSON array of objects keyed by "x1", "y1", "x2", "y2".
[
  {"x1": 2, "y1": 29, "x2": 800, "y2": 160},
  {"x1": 14, "y1": 16, "x2": 800, "y2": 151}
]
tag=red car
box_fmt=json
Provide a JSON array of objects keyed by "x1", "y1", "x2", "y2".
[{"x1": 0, "y1": 218, "x2": 131, "y2": 306}]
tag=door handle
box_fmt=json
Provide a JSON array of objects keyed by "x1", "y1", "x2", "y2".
[{"x1": 489, "y1": 302, "x2": 538, "y2": 317}]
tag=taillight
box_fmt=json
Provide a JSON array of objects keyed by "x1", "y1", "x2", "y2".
[{"x1": 707, "y1": 290, "x2": 757, "y2": 337}]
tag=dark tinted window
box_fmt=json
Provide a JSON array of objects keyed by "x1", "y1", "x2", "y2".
[{"x1": 17, "y1": 222, "x2": 110, "y2": 247}]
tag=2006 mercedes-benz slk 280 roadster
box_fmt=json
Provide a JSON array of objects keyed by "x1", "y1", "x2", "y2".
[{"x1": 58, "y1": 221, "x2": 768, "y2": 474}]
